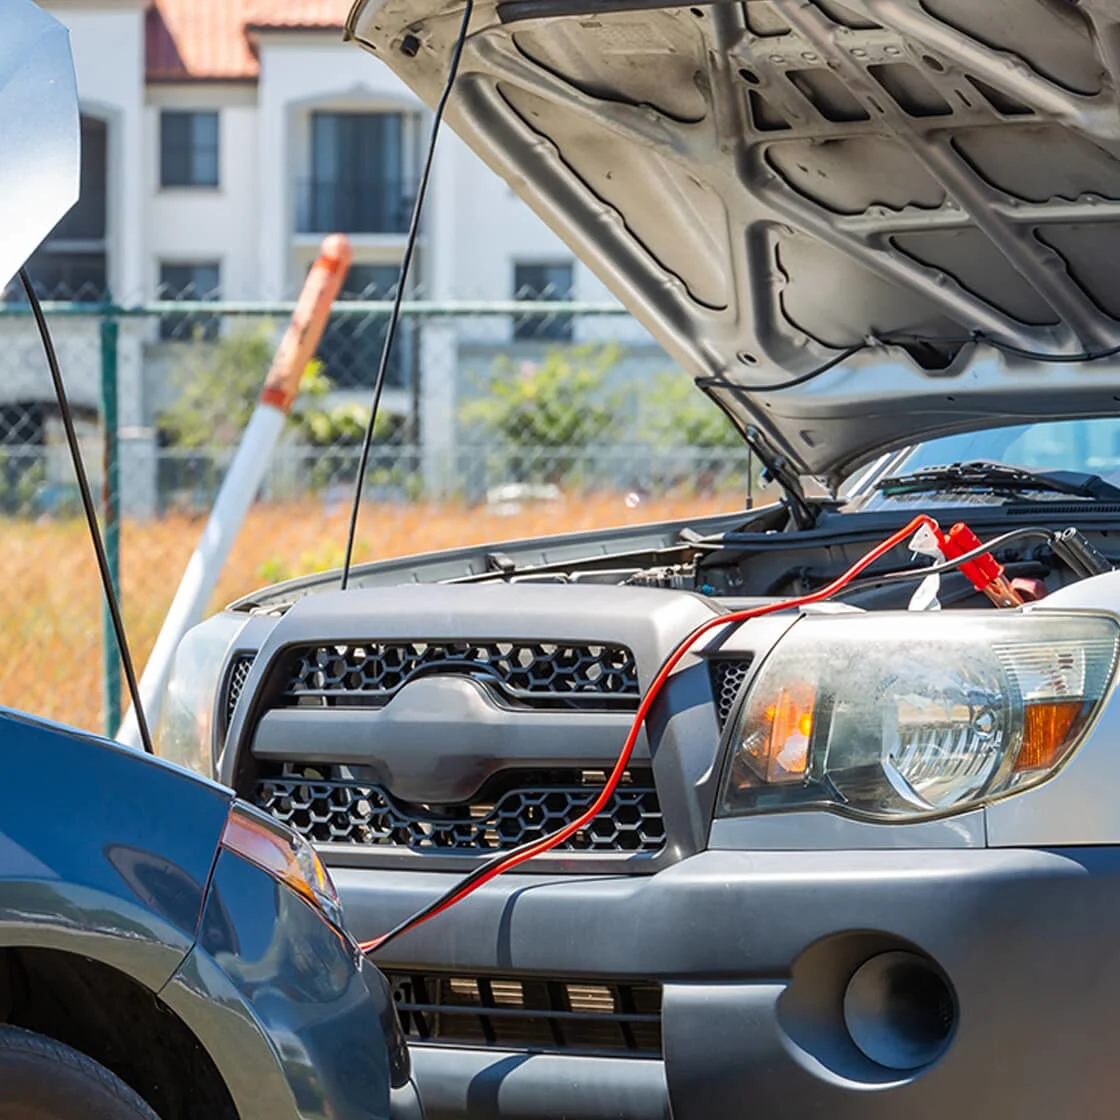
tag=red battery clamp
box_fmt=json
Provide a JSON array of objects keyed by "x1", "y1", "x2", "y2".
[{"x1": 934, "y1": 522, "x2": 1044, "y2": 607}]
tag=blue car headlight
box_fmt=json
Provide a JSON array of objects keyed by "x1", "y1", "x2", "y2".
[{"x1": 221, "y1": 801, "x2": 344, "y2": 929}]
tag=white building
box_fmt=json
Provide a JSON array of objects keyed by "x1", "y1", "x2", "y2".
[{"x1": 4, "y1": 0, "x2": 657, "y2": 513}]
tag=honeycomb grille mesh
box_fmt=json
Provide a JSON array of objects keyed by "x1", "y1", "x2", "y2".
[
  {"x1": 223, "y1": 653, "x2": 256, "y2": 731},
  {"x1": 387, "y1": 970, "x2": 662, "y2": 1057},
  {"x1": 254, "y1": 766, "x2": 665, "y2": 854},
  {"x1": 709, "y1": 657, "x2": 754, "y2": 729},
  {"x1": 282, "y1": 640, "x2": 639, "y2": 708}
]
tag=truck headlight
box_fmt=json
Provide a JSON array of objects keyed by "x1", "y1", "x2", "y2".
[
  {"x1": 156, "y1": 612, "x2": 249, "y2": 779},
  {"x1": 720, "y1": 612, "x2": 1119, "y2": 821}
]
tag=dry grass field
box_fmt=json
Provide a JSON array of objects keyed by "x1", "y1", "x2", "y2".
[{"x1": 1, "y1": 491, "x2": 742, "y2": 734}]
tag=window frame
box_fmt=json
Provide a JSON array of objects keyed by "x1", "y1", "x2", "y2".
[
  {"x1": 300, "y1": 110, "x2": 410, "y2": 234},
  {"x1": 160, "y1": 110, "x2": 220, "y2": 190},
  {"x1": 512, "y1": 260, "x2": 575, "y2": 343},
  {"x1": 20, "y1": 115, "x2": 110, "y2": 300},
  {"x1": 316, "y1": 261, "x2": 412, "y2": 390},
  {"x1": 157, "y1": 260, "x2": 222, "y2": 342}
]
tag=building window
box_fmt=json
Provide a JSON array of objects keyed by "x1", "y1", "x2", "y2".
[
  {"x1": 298, "y1": 112, "x2": 411, "y2": 235},
  {"x1": 0, "y1": 403, "x2": 45, "y2": 515},
  {"x1": 317, "y1": 263, "x2": 410, "y2": 389},
  {"x1": 513, "y1": 262, "x2": 574, "y2": 342},
  {"x1": 21, "y1": 115, "x2": 109, "y2": 299},
  {"x1": 22, "y1": 252, "x2": 109, "y2": 300},
  {"x1": 160, "y1": 111, "x2": 219, "y2": 188},
  {"x1": 158, "y1": 262, "x2": 221, "y2": 341}
]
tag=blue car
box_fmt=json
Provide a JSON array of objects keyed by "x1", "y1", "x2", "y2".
[
  {"x1": 0, "y1": 2, "x2": 416, "y2": 1115},
  {"x1": 0, "y1": 706, "x2": 416, "y2": 1120}
]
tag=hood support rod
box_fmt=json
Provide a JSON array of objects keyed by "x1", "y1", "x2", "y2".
[{"x1": 743, "y1": 426, "x2": 817, "y2": 530}]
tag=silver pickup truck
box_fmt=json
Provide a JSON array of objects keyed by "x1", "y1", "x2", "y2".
[{"x1": 158, "y1": 1, "x2": 1120, "y2": 1117}]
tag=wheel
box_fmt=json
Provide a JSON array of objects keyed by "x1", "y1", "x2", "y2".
[{"x1": 0, "y1": 1025, "x2": 160, "y2": 1119}]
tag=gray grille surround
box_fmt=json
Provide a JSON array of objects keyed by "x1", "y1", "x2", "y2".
[{"x1": 220, "y1": 586, "x2": 738, "y2": 868}]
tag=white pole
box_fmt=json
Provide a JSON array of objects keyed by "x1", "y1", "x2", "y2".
[{"x1": 117, "y1": 234, "x2": 353, "y2": 749}]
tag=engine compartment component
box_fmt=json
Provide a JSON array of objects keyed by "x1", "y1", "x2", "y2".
[
  {"x1": 1050, "y1": 528, "x2": 1115, "y2": 580},
  {"x1": 454, "y1": 515, "x2": 1115, "y2": 617},
  {"x1": 624, "y1": 565, "x2": 700, "y2": 592}
]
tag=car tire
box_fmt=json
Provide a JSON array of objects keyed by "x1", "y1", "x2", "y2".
[{"x1": 0, "y1": 1025, "x2": 161, "y2": 1119}]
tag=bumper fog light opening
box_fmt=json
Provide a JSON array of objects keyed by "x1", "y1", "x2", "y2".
[{"x1": 842, "y1": 951, "x2": 956, "y2": 1072}]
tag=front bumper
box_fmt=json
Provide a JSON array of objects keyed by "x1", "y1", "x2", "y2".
[
  {"x1": 408, "y1": 1047, "x2": 669, "y2": 1120},
  {"x1": 160, "y1": 849, "x2": 404, "y2": 1120},
  {"x1": 337, "y1": 846, "x2": 1120, "y2": 1120}
]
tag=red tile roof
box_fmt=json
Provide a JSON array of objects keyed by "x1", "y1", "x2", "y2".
[
  {"x1": 146, "y1": 0, "x2": 345, "y2": 82},
  {"x1": 245, "y1": 0, "x2": 348, "y2": 29}
]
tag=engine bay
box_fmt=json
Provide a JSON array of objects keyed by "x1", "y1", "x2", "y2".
[{"x1": 440, "y1": 503, "x2": 1117, "y2": 614}]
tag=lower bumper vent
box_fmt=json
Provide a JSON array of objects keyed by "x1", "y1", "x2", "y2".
[{"x1": 387, "y1": 971, "x2": 662, "y2": 1058}]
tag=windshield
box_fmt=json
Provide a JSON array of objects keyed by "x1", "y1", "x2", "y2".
[
  {"x1": 840, "y1": 417, "x2": 1120, "y2": 508},
  {"x1": 894, "y1": 419, "x2": 1120, "y2": 480}
]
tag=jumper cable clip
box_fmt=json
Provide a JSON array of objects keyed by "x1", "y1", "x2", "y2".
[{"x1": 930, "y1": 522, "x2": 1039, "y2": 608}]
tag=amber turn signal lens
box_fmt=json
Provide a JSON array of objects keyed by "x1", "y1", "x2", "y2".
[
  {"x1": 746, "y1": 680, "x2": 816, "y2": 782},
  {"x1": 1015, "y1": 700, "x2": 1088, "y2": 772},
  {"x1": 221, "y1": 803, "x2": 341, "y2": 924}
]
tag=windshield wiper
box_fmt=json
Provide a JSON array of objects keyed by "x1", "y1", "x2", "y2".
[{"x1": 877, "y1": 460, "x2": 1120, "y2": 501}]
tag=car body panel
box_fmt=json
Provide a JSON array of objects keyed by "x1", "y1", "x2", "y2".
[
  {"x1": 335, "y1": 847, "x2": 1120, "y2": 1119},
  {"x1": 227, "y1": 509, "x2": 751, "y2": 608},
  {"x1": 0, "y1": 708, "x2": 404, "y2": 1120},
  {"x1": 0, "y1": 708, "x2": 231, "y2": 989},
  {"x1": 407, "y1": 1046, "x2": 670, "y2": 1120},
  {"x1": 346, "y1": 0, "x2": 1120, "y2": 483},
  {"x1": 161, "y1": 849, "x2": 396, "y2": 1120}
]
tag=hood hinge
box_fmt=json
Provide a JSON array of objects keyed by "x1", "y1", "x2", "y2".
[{"x1": 745, "y1": 426, "x2": 817, "y2": 529}]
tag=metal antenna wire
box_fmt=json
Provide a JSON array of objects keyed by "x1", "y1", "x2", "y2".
[
  {"x1": 340, "y1": 0, "x2": 475, "y2": 590},
  {"x1": 19, "y1": 270, "x2": 155, "y2": 753}
]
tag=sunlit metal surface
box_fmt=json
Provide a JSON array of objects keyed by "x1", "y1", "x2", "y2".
[{"x1": 0, "y1": 0, "x2": 80, "y2": 290}]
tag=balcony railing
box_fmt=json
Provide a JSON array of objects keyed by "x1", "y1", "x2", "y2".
[{"x1": 296, "y1": 177, "x2": 415, "y2": 235}]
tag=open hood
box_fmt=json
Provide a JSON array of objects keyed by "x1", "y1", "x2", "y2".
[
  {"x1": 346, "y1": 0, "x2": 1120, "y2": 485},
  {"x1": 0, "y1": 0, "x2": 80, "y2": 291}
]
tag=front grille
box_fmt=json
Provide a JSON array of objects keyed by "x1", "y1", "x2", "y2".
[
  {"x1": 387, "y1": 970, "x2": 662, "y2": 1057},
  {"x1": 280, "y1": 640, "x2": 640, "y2": 710},
  {"x1": 709, "y1": 656, "x2": 754, "y2": 729},
  {"x1": 223, "y1": 653, "x2": 256, "y2": 733},
  {"x1": 255, "y1": 766, "x2": 665, "y2": 854}
]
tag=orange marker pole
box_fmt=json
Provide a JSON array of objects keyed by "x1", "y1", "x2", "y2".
[
  {"x1": 117, "y1": 236, "x2": 352, "y2": 749},
  {"x1": 260, "y1": 233, "x2": 353, "y2": 415}
]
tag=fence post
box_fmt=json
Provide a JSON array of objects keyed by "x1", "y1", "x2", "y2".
[{"x1": 99, "y1": 306, "x2": 122, "y2": 737}]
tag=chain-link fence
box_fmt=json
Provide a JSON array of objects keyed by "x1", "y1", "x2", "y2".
[{"x1": 0, "y1": 291, "x2": 760, "y2": 735}]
